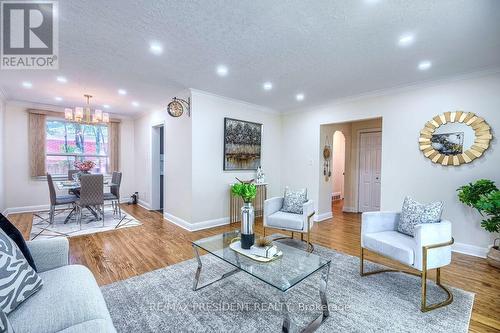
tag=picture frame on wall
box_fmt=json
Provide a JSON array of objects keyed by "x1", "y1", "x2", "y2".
[{"x1": 223, "y1": 118, "x2": 262, "y2": 171}]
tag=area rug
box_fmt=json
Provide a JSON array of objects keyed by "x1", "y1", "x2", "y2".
[
  {"x1": 101, "y1": 240, "x2": 474, "y2": 333},
  {"x1": 31, "y1": 205, "x2": 141, "y2": 240}
]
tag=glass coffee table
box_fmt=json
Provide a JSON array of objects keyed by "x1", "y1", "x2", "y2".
[{"x1": 192, "y1": 230, "x2": 331, "y2": 333}]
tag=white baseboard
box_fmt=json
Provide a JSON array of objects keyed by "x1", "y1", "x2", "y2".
[
  {"x1": 452, "y1": 242, "x2": 488, "y2": 258},
  {"x1": 314, "y1": 212, "x2": 332, "y2": 222},
  {"x1": 3, "y1": 205, "x2": 50, "y2": 216},
  {"x1": 137, "y1": 199, "x2": 151, "y2": 210},
  {"x1": 163, "y1": 212, "x2": 230, "y2": 232},
  {"x1": 343, "y1": 206, "x2": 358, "y2": 213}
]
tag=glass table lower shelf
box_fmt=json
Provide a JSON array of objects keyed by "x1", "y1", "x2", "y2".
[{"x1": 192, "y1": 230, "x2": 331, "y2": 332}]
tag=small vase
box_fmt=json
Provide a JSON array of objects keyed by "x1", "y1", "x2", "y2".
[{"x1": 240, "y1": 202, "x2": 255, "y2": 249}]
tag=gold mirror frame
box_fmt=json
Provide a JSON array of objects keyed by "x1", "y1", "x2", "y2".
[{"x1": 419, "y1": 111, "x2": 492, "y2": 166}]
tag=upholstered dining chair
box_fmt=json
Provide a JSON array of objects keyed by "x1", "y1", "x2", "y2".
[
  {"x1": 360, "y1": 211, "x2": 454, "y2": 312},
  {"x1": 46, "y1": 173, "x2": 78, "y2": 224},
  {"x1": 263, "y1": 197, "x2": 315, "y2": 252},
  {"x1": 76, "y1": 174, "x2": 104, "y2": 228},
  {"x1": 104, "y1": 171, "x2": 122, "y2": 218}
]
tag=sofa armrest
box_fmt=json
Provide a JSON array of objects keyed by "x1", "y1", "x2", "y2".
[
  {"x1": 27, "y1": 238, "x2": 69, "y2": 273},
  {"x1": 413, "y1": 220, "x2": 453, "y2": 270},
  {"x1": 263, "y1": 197, "x2": 283, "y2": 227},
  {"x1": 361, "y1": 211, "x2": 400, "y2": 236}
]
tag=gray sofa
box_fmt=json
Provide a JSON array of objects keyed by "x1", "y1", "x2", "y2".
[{"x1": 7, "y1": 238, "x2": 116, "y2": 333}]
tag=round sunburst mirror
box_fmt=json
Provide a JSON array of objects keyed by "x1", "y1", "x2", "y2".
[{"x1": 419, "y1": 111, "x2": 493, "y2": 166}]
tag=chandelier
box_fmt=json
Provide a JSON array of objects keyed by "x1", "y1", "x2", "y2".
[{"x1": 64, "y1": 94, "x2": 109, "y2": 124}]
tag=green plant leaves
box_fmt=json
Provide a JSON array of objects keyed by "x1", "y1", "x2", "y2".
[
  {"x1": 231, "y1": 183, "x2": 257, "y2": 203},
  {"x1": 457, "y1": 179, "x2": 499, "y2": 233}
]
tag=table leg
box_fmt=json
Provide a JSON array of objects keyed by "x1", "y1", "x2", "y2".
[
  {"x1": 281, "y1": 293, "x2": 291, "y2": 333},
  {"x1": 192, "y1": 245, "x2": 240, "y2": 291},
  {"x1": 63, "y1": 207, "x2": 76, "y2": 224}
]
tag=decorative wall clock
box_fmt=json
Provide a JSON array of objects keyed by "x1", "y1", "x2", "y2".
[
  {"x1": 167, "y1": 97, "x2": 191, "y2": 117},
  {"x1": 419, "y1": 111, "x2": 492, "y2": 166}
]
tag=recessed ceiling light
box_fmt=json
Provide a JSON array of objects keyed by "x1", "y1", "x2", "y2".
[
  {"x1": 22, "y1": 81, "x2": 32, "y2": 88},
  {"x1": 54, "y1": 96, "x2": 63, "y2": 101},
  {"x1": 118, "y1": 89, "x2": 127, "y2": 96},
  {"x1": 216, "y1": 65, "x2": 228, "y2": 77},
  {"x1": 56, "y1": 76, "x2": 67, "y2": 83},
  {"x1": 295, "y1": 93, "x2": 305, "y2": 101},
  {"x1": 131, "y1": 101, "x2": 140, "y2": 107},
  {"x1": 149, "y1": 41, "x2": 163, "y2": 55},
  {"x1": 418, "y1": 60, "x2": 432, "y2": 71},
  {"x1": 263, "y1": 82, "x2": 273, "y2": 91},
  {"x1": 398, "y1": 34, "x2": 414, "y2": 47},
  {"x1": 102, "y1": 104, "x2": 111, "y2": 109}
]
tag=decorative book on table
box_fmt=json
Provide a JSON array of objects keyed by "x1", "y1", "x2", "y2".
[{"x1": 250, "y1": 245, "x2": 278, "y2": 258}]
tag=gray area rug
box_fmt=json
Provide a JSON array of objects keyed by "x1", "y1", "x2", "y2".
[{"x1": 101, "y1": 240, "x2": 474, "y2": 333}]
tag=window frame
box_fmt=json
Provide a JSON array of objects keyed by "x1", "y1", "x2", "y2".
[{"x1": 44, "y1": 118, "x2": 111, "y2": 177}]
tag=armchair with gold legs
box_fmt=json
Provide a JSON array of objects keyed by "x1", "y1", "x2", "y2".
[
  {"x1": 263, "y1": 197, "x2": 315, "y2": 252},
  {"x1": 360, "y1": 211, "x2": 454, "y2": 312}
]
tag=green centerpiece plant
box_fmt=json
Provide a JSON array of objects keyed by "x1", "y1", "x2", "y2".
[
  {"x1": 231, "y1": 181, "x2": 257, "y2": 249},
  {"x1": 457, "y1": 179, "x2": 500, "y2": 268}
]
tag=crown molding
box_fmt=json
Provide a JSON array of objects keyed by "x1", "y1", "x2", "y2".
[
  {"x1": 189, "y1": 88, "x2": 279, "y2": 115},
  {"x1": 282, "y1": 66, "x2": 500, "y2": 115}
]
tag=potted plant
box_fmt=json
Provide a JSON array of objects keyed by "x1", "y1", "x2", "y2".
[
  {"x1": 457, "y1": 179, "x2": 500, "y2": 268},
  {"x1": 231, "y1": 180, "x2": 257, "y2": 249}
]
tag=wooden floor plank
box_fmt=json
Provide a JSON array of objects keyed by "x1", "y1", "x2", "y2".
[{"x1": 7, "y1": 201, "x2": 500, "y2": 332}]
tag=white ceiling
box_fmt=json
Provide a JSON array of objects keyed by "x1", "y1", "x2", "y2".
[{"x1": 1, "y1": 0, "x2": 500, "y2": 116}]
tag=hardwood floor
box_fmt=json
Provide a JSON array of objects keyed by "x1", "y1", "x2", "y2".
[{"x1": 8, "y1": 201, "x2": 500, "y2": 332}]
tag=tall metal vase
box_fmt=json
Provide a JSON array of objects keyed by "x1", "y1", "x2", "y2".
[{"x1": 240, "y1": 202, "x2": 255, "y2": 249}]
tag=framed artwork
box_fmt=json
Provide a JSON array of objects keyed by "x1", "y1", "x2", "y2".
[{"x1": 224, "y1": 118, "x2": 262, "y2": 171}]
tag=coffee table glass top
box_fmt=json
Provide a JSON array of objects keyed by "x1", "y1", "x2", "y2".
[{"x1": 192, "y1": 230, "x2": 330, "y2": 292}]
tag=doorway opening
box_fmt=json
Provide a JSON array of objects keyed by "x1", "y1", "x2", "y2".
[
  {"x1": 331, "y1": 130, "x2": 346, "y2": 211},
  {"x1": 318, "y1": 118, "x2": 382, "y2": 219},
  {"x1": 151, "y1": 124, "x2": 165, "y2": 212}
]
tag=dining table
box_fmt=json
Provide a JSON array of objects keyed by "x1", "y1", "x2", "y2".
[{"x1": 56, "y1": 179, "x2": 118, "y2": 224}]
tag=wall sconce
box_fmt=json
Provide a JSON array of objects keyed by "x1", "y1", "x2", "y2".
[{"x1": 167, "y1": 97, "x2": 191, "y2": 117}]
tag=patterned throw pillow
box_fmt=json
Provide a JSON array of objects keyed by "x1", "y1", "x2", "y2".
[
  {"x1": 0, "y1": 310, "x2": 14, "y2": 333},
  {"x1": 0, "y1": 229, "x2": 43, "y2": 314},
  {"x1": 281, "y1": 187, "x2": 307, "y2": 214},
  {"x1": 397, "y1": 196, "x2": 444, "y2": 237}
]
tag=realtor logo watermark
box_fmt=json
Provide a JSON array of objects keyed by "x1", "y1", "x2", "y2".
[{"x1": 1, "y1": 0, "x2": 58, "y2": 69}]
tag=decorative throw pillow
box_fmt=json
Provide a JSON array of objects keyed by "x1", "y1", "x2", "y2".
[
  {"x1": 0, "y1": 213, "x2": 37, "y2": 271},
  {"x1": 281, "y1": 187, "x2": 307, "y2": 214},
  {"x1": 397, "y1": 196, "x2": 443, "y2": 237},
  {"x1": 0, "y1": 229, "x2": 43, "y2": 314},
  {"x1": 0, "y1": 310, "x2": 14, "y2": 333}
]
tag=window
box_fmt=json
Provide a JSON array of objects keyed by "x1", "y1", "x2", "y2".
[{"x1": 45, "y1": 120, "x2": 109, "y2": 176}]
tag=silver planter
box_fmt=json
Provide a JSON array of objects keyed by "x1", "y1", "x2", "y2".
[{"x1": 240, "y1": 202, "x2": 255, "y2": 249}]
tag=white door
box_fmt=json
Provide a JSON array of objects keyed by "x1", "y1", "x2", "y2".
[{"x1": 358, "y1": 132, "x2": 382, "y2": 212}]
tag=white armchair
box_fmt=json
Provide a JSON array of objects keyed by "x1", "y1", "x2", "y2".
[
  {"x1": 263, "y1": 197, "x2": 315, "y2": 252},
  {"x1": 360, "y1": 211, "x2": 454, "y2": 312}
]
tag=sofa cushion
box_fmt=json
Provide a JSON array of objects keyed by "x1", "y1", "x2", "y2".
[
  {"x1": 267, "y1": 211, "x2": 303, "y2": 231},
  {"x1": 397, "y1": 196, "x2": 443, "y2": 237},
  {"x1": 0, "y1": 213, "x2": 37, "y2": 271},
  {"x1": 363, "y1": 231, "x2": 415, "y2": 266},
  {"x1": 0, "y1": 310, "x2": 14, "y2": 333},
  {"x1": 8, "y1": 265, "x2": 115, "y2": 333},
  {"x1": 57, "y1": 319, "x2": 116, "y2": 333},
  {"x1": 0, "y1": 229, "x2": 43, "y2": 314}
]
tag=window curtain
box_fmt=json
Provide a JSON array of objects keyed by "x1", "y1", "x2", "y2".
[
  {"x1": 29, "y1": 113, "x2": 46, "y2": 177},
  {"x1": 108, "y1": 121, "x2": 120, "y2": 172}
]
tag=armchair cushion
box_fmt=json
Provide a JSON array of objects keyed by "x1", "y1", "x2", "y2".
[
  {"x1": 397, "y1": 196, "x2": 443, "y2": 237},
  {"x1": 363, "y1": 231, "x2": 415, "y2": 266},
  {"x1": 281, "y1": 187, "x2": 307, "y2": 214},
  {"x1": 266, "y1": 211, "x2": 303, "y2": 231}
]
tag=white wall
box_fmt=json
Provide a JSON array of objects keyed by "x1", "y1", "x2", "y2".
[
  {"x1": 190, "y1": 90, "x2": 282, "y2": 224},
  {"x1": 2, "y1": 101, "x2": 135, "y2": 212},
  {"x1": 281, "y1": 73, "x2": 500, "y2": 254},
  {"x1": 133, "y1": 89, "x2": 192, "y2": 222},
  {"x1": 0, "y1": 92, "x2": 5, "y2": 213}
]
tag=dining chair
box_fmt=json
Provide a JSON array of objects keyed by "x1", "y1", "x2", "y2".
[
  {"x1": 104, "y1": 171, "x2": 122, "y2": 219},
  {"x1": 75, "y1": 174, "x2": 104, "y2": 228},
  {"x1": 46, "y1": 173, "x2": 78, "y2": 224}
]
